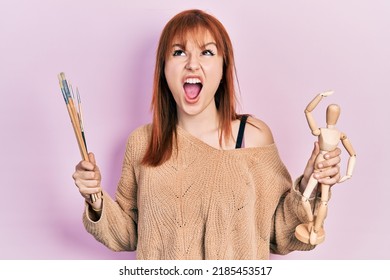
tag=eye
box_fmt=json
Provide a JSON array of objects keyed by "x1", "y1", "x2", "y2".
[
  {"x1": 202, "y1": 49, "x2": 215, "y2": 56},
  {"x1": 173, "y1": 50, "x2": 186, "y2": 56}
]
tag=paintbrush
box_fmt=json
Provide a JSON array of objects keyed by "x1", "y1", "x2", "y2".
[
  {"x1": 58, "y1": 73, "x2": 100, "y2": 202},
  {"x1": 76, "y1": 87, "x2": 88, "y2": 151}
]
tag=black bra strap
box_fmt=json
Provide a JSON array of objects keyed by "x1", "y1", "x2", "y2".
[{"x1": 235, "y1": 115, "x2": 248, "y2": 149}]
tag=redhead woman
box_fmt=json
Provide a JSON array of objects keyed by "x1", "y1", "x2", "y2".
[{"x1": 72, "y1": 9, "x2": 341, "y2": 260}]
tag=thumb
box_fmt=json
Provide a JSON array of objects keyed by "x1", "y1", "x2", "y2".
[
  {"x1": 88, "y1": 152, "x2": 101, "y2": 181},
  {"x1": 302, "y1": 142, "x2": 320, "y2": 187},
  {"x1": 304, "y1": 142, "x2": 319, "y2": 176},
  {"x1": 88, "y1": 152, "x2": 96, "y2": 165},
  {"x1": 309, "y1": 142, "x2": 320, "y2": 163},
  {"x1": 88, "y1": 152, "x2": 101, "y2": 174}
]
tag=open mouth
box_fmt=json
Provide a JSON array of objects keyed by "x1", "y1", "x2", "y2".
[{"x1": 183, "y1": 78, "x2": 203, "y2": 101}]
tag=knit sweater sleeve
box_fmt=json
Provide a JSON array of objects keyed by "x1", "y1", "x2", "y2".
[
  {"x1": 269, "y1": 175, "x2": 318, "y2": 255},
  {"x1": 82, "y1": 131, "x2": 141, "y2": 252}
]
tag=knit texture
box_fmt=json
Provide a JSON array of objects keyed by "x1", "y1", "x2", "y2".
[{"x1": 83, "y1": 124, "x2": 318, "y2": 259}]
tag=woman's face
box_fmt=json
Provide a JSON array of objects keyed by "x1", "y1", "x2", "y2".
[{"x1": 164, "y1": 30, "x2": 223, "y2": 119}]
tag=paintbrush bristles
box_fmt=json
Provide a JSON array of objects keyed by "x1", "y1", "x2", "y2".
[{"x1": 76, "y1": 88, "x2": 88, "y2": 150}]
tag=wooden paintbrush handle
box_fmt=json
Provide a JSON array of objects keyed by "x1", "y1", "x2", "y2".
[{"x1": 67, "y1": 101, "x2": 89, "y2": 161}]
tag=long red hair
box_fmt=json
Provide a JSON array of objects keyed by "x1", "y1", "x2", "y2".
[{"x1": 142, "y1": 9, "x2": 239, "y2": 166}]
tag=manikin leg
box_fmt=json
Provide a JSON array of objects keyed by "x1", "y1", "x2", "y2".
[
  {"x1": 295, "y1": 171, "x2": 329, "y2": 245},
  {"x1": 301, "y1": 175, "x2": 318, "y2": 223},
  {"x1": 295, "y1": 175, "x2": 319, "y2": 244},
  {"x1": 309, "y1": 184, "x2": 330, "y2": 245}
]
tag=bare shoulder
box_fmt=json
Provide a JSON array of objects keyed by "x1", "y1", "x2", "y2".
[{"x1": 244, "y1": 116, "x2": 274, "y2": 147}]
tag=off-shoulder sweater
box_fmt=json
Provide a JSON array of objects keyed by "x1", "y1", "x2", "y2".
[{"x1": 83, "y1": 124, "x2": 317, "y2": 259}]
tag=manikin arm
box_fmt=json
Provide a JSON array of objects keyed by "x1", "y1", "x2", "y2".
[
  {"x1": 338, "y1": 132, "x2": 357, "y2": 183},
  {"x1": 305, "y1": 91, "x2": 334, "y2": 136}
]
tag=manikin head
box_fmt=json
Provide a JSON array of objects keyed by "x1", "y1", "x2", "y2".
[{"x1": 326, "y1": 104, "x2": 340, "y2": 127}]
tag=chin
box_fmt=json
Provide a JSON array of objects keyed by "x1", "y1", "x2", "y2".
[{"x1": 178, "y1": 100, "x2": 203, "y2": 115}]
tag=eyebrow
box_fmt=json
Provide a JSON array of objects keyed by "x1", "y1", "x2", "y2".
[
  {"x1": 171, "y1": 42, "x2": 217, "y2": 49},
  {"x1": 202, "y1": 42, "x2": 217, "y2": 48}
]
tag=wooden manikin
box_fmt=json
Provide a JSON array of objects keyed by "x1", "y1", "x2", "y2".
[{"x1": 295, "y1": 91, "x2": 356, "y2": 245}]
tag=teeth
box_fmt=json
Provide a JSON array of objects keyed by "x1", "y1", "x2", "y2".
[{"x1": 185, "y1": 78, "x2": 201, "y2": 84}]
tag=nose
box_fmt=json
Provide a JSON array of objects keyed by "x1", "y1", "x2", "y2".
[{"x1": 185, "y1": 54, "x2": 200, "y2": 71}]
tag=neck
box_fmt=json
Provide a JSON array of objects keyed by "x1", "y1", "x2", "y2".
[{"x1": 177, "y1": 104, "x2": 220, "y2": 138}]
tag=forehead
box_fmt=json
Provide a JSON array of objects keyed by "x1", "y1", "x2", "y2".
[{"x1": 171, "y1": 28, "x2": 217, "y2": 48}]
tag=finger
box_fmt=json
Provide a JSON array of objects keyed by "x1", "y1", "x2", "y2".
[
  {"x1": 318, "y1": 176, "x2": 339, "y2": 186},
  {"x1": 317, "y1": 156, "x2": 341, "y2": 169},
  {"x1": 317, "y1": 178, "x2": 337, "y2": 186},
  {"x1": 314, "y1": 165, "x2": 341, "y2": 186},
  {"x1": 324, "y1": 147, "x2": 341, "y2": 160},
  {"x1": 315, "y1": 166, "x2": 340, "y2": 179},
  {"x1": 76, "y1": 160, "x2": 95, "y2": 171},
  {"x1": 73, "y1": 170, "x2": 96, "y2": 180},
  {"x1": 76, "y1": 179, "x2": 100, "y2": 188},
  {"x1": 79, "y1": 186, "x2": 102, "y2": 195}
]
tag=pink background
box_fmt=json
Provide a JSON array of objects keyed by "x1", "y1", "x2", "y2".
[{"x1": 1, "y1": 0, "x2": 389, "y2": 259}]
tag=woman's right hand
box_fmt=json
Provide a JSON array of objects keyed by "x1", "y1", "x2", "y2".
[{"x1": 72, "y1": 152, "x2": 103, "y2": 210}]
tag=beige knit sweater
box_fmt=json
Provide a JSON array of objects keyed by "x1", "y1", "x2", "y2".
[{"x1": 83, "y1": 124, "x2": 317, "y2": 259}]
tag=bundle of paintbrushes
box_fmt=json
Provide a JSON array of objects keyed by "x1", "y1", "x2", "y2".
[{"x1": 58, "y1": 72, "x2": 100, "y2": 202}]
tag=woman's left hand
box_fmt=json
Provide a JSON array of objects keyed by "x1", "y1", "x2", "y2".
[{"x1": 299, "y1": 142, "x2": 341, "y2": 193}]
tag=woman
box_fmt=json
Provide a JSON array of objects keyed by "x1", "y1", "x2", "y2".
[{"x1": 73, "y1": 9, "x2": 341, "y2": 259}]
